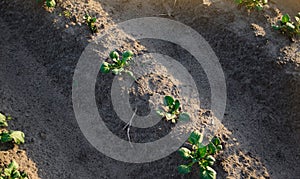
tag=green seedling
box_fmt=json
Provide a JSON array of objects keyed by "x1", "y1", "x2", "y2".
[
  {"x1": 0, "y1": 131, "x2": 25, "y2": 145},
  {"x1": 273, "y1": 13, "x2": 300, "y2": 38},
  {"x1": 100, "y1": 50, "x2": 134, "y2": 76},
  {"x1": 63, "y1": 10, "x2": 72, "y2": 18},
  {"x1": 235, "y1": 0, "x2": 268, "y2": 11},
  {"x1": 45, "y1": 0, "x2": 56, "y2": 8},
  {"x1": 0, "y1": 113, "x2": 12, "y2": 127},
  {"x1": 84, "y1": 14, "x2": 98, "y2": 34},
  {"x1": 178, "y1": 131, "x2": 222, "y2": 179},
  {"x1": 156, "y1": 96, "x2": 190, "y2": 123},
  {"x1": 0, "y1": 161, "x2": 28, "y2": 179}
]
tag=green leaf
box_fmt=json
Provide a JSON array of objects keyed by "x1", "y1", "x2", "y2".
[
  {"x1": 295, "y1": 16, "x2": 300, "y2": 23},
  {"x1": 256, "y1": 4, "x2": 263, "y2": 11},
  {"x1": 272, "y1": 25, "x2": 280, "y2": 30},
  {"x1": 7, "y1": 115, "x2": 12, "y2": 121},
  {"x1": 46, "y1": 0, "x2": 56, "y2": 7},
  {"x1": 165, "y1": 113, "x2": 177, "y2": 120},
  {"x1": 178, "y1": 112, "x2": 190, "y2": 122},
  {"x1": 211, "y1": 137, "x2": 221, "y2": 146},
  {"x1": 4, "y1": 168, "x2": 13, "y2": 176},
  {"x1": 178, "y1": 165, "x2": 192, "y2": 174},
  {"x1": 12, "y1": 170, "x2": 21, "y2": 178},
  {"x1": 178, "y1": 147, "x2": 191, "y2": 160},
  {"x1": 200, "y1": 166, "x2": 217, "y2": 179},
  {"x1": 0, "y1": 113, "x2": 8, "y2": 127},
  {"x1": 197, "y1": 146, "x2": 207, "y2": 158},
  {"x1": 173, "y1": 100, "x2": 180, "y2": 111},
  {"x1": 112, "y1": 68, "x2": 124, "y2": 75},
  {"x1": 286, "y1": 22, "x2": 295, "y2": 29},
  {"x1": 8, "y1": 160, "x2": 19, "y2": 171},
  {"x1": 282, "y1": 14, "x2": 291, "y2": 23},
  {"x1": 91, "y1": 17, "x2": 97, "y2": 23},
  {"x1": 207, "y1": 142, "x2": 217, "y2": 155},
  {"x1": 164, "y1": 96, "x2": 174, "y2": 107},
  {"x1": 206, "y1": 155, "x2": 216, "y2": 166},
  {"x1": 122, "y1": 50, "x2": 134, "y2": 62},
  {"x1": 234, "y1": 0, "x2": 243, "y2": 4},
  {"x1": 10, "y1": 131, "x2": 25, "y2": 144},
  {"x1": 0, "y1": 132, "x2": 12, "y2": 143},
  {"x1": 262, "y1": 0, "x2": 268, "y2": 4},
  {"x1": 100, "y1": 62, "x2": 111, "y2": 73},
  {"x1": 216, "y1": 145, "x2": 223, "y2": 151},
  {"x1": 156, "y1": 110, "x2": 165, "y2": 117},
  {"x1": 109, "y1": 51, "x2": 119, "y2": 60},
  {"x1": 21, "y1": 172, "x2": 28, "y2": 179},
  {"x1": 188, "y1": 130, "x2": 203, "y2": 145}
]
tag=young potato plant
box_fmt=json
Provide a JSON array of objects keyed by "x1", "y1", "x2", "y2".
[
  {"x1": 156, "y1": 96, "x2": 190, "y2": 123},
  {"x1": 178, "y1": 131, "x2": 222, "y2": 179},
  {"x1": 273, "y1": 13, "x2": 300, "y2": 38},
  {"x1": 0, "y1": 131, "x2": 25, "y2": 145},
  {"x1": 0, "y1": 113, "x2": 25, "y2": 145},
  {"x1": 46, "y1": 0, "x2": 56, "y2": 8},
  {"x1": 0, "y1": 161, "x2": 28, "y2": 179},
  {"x1": 84, "y1": 14, "x2": 98, "y2": 34},
  {"x1": 235, "y1": 0, "x2": 268, "y2": 11},
  {"x1": 100, "y1": 50, "x2": 134, "y2": 77},
  {"x1": 0, "y1": 113, "x2": 12, "y2": 127}
]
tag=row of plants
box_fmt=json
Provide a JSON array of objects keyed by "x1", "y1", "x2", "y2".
[
  {"x1": 38, "y1": 0, "x2": 99, "y2": 34},
  {"x1": 0, "y1": 112, "x2": 28, "y2": 179},
  {"x1": 100, "y1": 50, "x2": 223, "y2": 178},
  {"x1": 235, "y1": 0, "x2": 300, "y2": 39},
  {"x1": 42, "y1": 0, "x2": 299, "y2": 40},
  {"x1": 235, "y1": 0, "x2": 268, "y2": 11},
  {"x1": 273, "y1": 13, "x2": 300, "y2": 38}
]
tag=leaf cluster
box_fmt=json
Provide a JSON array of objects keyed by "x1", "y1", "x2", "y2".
[
  {"x1": 100, "y1": 50, "x2": 134, "y2": 76},
  {"x1": 0, "y1": 161, "x2": 28, "y2": 179},
  {"x1": 156, "y1": 96, "x2": 190, "y2": 123},
  {"x1": 0, "y1": 113, "x2": 12, "y2": 127},
  {"x1": 84, "y1": 14, "x2": 98, "y2": 34},
  {"x1": 0, "y1": 131, "x2": 25, "y2": 145},
  {"x1": 273, "y1": 13, "x2": 300, "y2": 38},
  {"x1": 0, "y1": 113, "x2": 25, "y2": 145},
  {"x1": 235, "y1": 0, "x2": 268, "y2": 11},
  {"x1": 45, "y1": 0, "x2": 56, "y2": 8},
  {"x1": 178, "y1": 131, "x2": 222, "y2": 179}
]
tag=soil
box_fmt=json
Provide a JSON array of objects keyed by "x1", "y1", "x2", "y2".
[{"x1": 0, "y1": 0, "x2": 299, "y2": 179}]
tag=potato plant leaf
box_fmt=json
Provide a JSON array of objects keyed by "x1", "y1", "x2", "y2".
[
  {"x1": 178, "y1": 112, "x2": 190, "y2": 122},
  {"x1": 282, "y1": 14, "x2": 290, "y2": 23},
  {"x1": 0, "y1": 132, "x2": 12, "y2": 143},
  {"x1": 200, "y1": 166, "x2": 216, "y2": 179},
  {"x1": 207, "y1": 142, "x2": 217, "y2": 155},
  {"x1": 164, "y1": 96, "x2": 174, "y2": 107},
  {"x1": 211, "y1": 137, "x2": 221, "y2": 146},
  {"x1": 178, "y1": 165, "x2": 191, "y2": 174},
  {"x1": 100, "y1": 62, "x2": 110, "y2": 73},
  {"x1": 197, "y1": 146, "x2": 207, "y2": 158},
  {"x1": 0, "y1": 113, "x2": 8, "y2": 127},
  {"x1": 178, "y1": 132, "x2": 222, "y2": 178},
  {"x1": 174, "y1": 100, "x2": 180, "y2": 111},
  {"x1": 188, "y1": 130, "x2": 203, "y2": 145},
  {"x1": 109, "y1": 51, "x2": 119, "y2": 60},
  {"x1": 10, "y1": 131, "x2": 25, "y2": 144},
  {"x1": 178, "y1": 147, "x2": 191, "y2": 160},
  {"x1": 206, "y1": 156, "x2": 216, "y2": 166}
]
